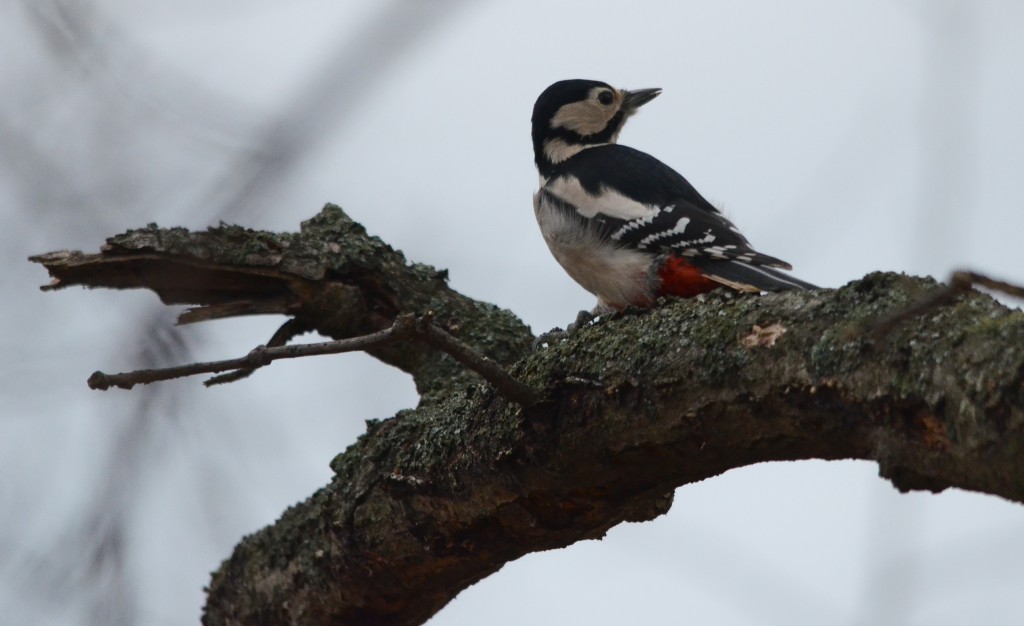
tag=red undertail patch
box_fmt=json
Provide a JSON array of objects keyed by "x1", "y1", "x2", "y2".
[{"x1": 657, "y1": 256, "x2": 720, "y2": 298}]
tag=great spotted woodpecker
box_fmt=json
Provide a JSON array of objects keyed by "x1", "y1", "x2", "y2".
[{"x1": 532, "y1": 79, "x2": 816, "y2": 311}]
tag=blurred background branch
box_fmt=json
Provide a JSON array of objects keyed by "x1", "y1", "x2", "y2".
[{"x1": 5, "y1": 0, "x2": 470, "y2": 623}]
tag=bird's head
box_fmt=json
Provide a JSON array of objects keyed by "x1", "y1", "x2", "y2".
[{"x1": 531, "y1": 79, "x2": 661, "y2": 175}]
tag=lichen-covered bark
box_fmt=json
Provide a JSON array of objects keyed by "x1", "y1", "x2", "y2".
[
  {"x1": 31, "y1": 207, "x2": 1024, "y2": 626},
  {"x1": 31, "y1": 205, "x2": 532, "y2": 403}
]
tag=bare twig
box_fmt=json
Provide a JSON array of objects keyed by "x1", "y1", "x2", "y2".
[
  {"x1": 867, "y1": 270, "x2": 1024, "y2": 339},
  {"x1": 398, "y1": 313, "x2": 539, "y2": 405},
  {"x1": 87, "y1": 326, "x2": 395, "y2": 391},
  {"x1": 204, "y1": 318, "x2": 312, "y2": 386},
  {"x1": 88, "y1": 314, "x2": 539, "y2": 405},
  {"x1": 958, "y1": 270, "x2": 1024, "y2": 300}
]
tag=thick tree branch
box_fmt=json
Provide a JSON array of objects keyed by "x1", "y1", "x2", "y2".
[
  {"x1": 30, "y1": 206, "x2": 1024, "y2": 626},
  {"x1": 865, "y1": 269, "x2": 1024, "y2": 338},
  {"x1": 31, "y1": 205, "x2": 534, "y2": 404}
]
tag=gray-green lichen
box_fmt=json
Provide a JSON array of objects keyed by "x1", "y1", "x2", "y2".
[
  {"x1": 82, "y1": 204, "x2": 536, "y2": 403},
  {"x1": 212, "y1": 265, "x2": 1023, "y2": 624},
  {"x1": 33, "y1": 208, "x2": 1024, "y2": 625}
]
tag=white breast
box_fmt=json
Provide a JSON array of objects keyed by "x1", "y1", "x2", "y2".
[{"x1": 533, "y1": 189, "x2": 655, "y2": 310}]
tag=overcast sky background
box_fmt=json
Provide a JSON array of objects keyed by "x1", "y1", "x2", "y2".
[{"x1": 3, "y1": 0, "x2": 1024, "y2": 624}]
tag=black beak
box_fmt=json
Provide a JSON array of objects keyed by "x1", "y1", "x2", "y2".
[{"x1": 623, "y1": 88, "x2": 662, "y2": 111}]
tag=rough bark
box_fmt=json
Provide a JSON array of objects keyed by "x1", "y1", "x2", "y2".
[{"x1": 31, "y1": 205, "x2": 1024, "y2": 626}]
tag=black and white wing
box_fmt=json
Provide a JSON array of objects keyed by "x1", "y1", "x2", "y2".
[{"x1": 550, "y1": 144, "x2": 816, "y2": 291}]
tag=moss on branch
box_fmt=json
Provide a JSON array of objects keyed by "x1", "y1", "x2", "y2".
[{"x1": 30, "y1": 206, "x2": 1024, "y2": 626}]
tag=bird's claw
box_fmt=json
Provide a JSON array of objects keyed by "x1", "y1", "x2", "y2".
[
  {"x1": 532, "y1": 310, "x2": 598, "y2": 350},
  {"x1": 567, "y1": 309, "x2": 596, "y2": 333}
]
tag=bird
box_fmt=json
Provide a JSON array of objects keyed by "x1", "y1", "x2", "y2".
[{"x1": 532, "y1": 79, "x2": 816, "y2": 312}]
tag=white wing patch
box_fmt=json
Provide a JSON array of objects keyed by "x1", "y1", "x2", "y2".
[
  {"x1": 612, "y1": 209, "x2": 722, "y2": 251},
  {"x1": 611, "y1": 205, "x2": 670, "y2": 240},
  {"x1": 639, "y1": 216, "x2": 691, "y2": 248},
  {"x1": 700, "y1": 244, "x2": 739, "y2": 259},
  {"x1": 546, "y1": 175, "x2": 655, "y2": 220}
]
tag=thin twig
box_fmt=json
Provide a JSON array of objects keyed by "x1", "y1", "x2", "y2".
[
  {"x1": 866, "y1": 270, "x2": 1024, "y2": 339},
  {"x1": 957, "y1": 270, "x2": 1024, "y2": 300},
  {"x1": 88, "y1": 325, "x2": 399, "y2": 391},
  {"x1": 400, "y1": 313, "x2": 539, "y2": 405},
  {"x1": 204, "y1": 318, "x2": 312, "y2": 386},
  {"x1": 89, "y1": 314, "x2": 539, "y2": 405}
]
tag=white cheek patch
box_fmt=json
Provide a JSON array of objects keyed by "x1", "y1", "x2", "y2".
[
  {"x1": 546, "y1": 175, "x2": 655, "y2": 221},
  {"x1": 551, "y1": 99, "x2": 612, "y2": 136}
]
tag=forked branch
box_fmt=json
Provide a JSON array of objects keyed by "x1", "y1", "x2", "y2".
[
  {"x1": 88, "y1": 313, "x2": 539, "y2": 405},
  {"x1": 28, "y1": 207, "x2": 1024, "y2": 626}
]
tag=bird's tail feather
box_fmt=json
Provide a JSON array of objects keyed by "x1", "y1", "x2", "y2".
[{"x1": 692, "y1": 258, "x2": 818, "y2": 292}]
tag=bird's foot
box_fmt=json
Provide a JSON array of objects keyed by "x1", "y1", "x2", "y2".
[{"x1": 532, "y1": 310, "x2": 597, "y2": 350}]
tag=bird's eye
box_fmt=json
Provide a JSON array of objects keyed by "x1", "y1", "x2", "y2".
[{"x1": 598, "y1": 91, "x2": 614, "y2": 105}]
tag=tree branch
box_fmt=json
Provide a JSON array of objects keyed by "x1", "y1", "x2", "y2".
[
  {"x1": 87, "y1": 322, "x2": 398, "y2": 391},
  {"x1": 204, "y1": 318, "x2": 311, "y2": 385},
  {"x1": 30, "y1": 206, "x2": 1024, "y2": 626},
  {"x1": 865, "y1": 269, "x2": 1024, "y2": 338},
  {"x1": 88, "y1": 313, "x2": 539, "y2": 404},
  {"x1": 30, "y1": 205, "x2": 534, "y2": 404}
]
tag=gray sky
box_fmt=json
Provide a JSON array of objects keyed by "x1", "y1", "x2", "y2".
[{"x1": 3, "y1": 1, "x2": 1024, "y2": 624}]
